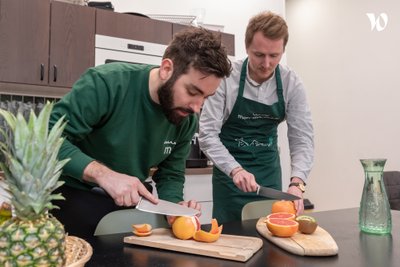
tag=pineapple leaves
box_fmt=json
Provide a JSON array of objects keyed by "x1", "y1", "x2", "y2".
[{"x1": 0, "y1": 102, "x2": 70, "y2": 220}]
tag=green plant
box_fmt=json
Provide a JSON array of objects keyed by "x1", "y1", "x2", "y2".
[{"x1": 0, "y1": 102, "x2": 69, "y2": 266}]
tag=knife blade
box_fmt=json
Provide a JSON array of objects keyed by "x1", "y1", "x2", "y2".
[
  {"x1": 136, "y1": 197, "x2": 200, "y2": 217},
  {"x1": 91, "y1": 187, "x2": 200, "y2": 216},
  {"x1": 256, "y1": 185, "x2": 301, "y2": 201}
]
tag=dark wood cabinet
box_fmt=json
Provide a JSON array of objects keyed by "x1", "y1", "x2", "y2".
[
  {"x1": 96, "y1": 9, "x2": 172, "y2": 45},
  {"x1": 0, "y1": 2, "x2": 235, "y2": 98},
  {"x1": 172, "y1": 24, "x2": 235, "y2": 56},
  {"x1": 0, "y1": 0, "x2": 50, "y2": 86},
  {"x1": 49, "y1": 1, "x2": 95, "y2": 87},
  {"x1": 0, "y1": 0, "x2": 95, "y2": 95}
]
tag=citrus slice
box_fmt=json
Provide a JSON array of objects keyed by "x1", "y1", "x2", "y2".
[
  {"x1": 271, "y1": 200, "x2": 296, "y2": 215},
  {"x1": 193, "y1": 218, "x2": 223, "y2": 243},
  {"x1": 265, "y1": 212, "x2": 296, "y2": 221},
  {"x1": 266, "y1": 218, "x2": 299, "y2": 237},
  {"x1": 132, "y1": 223, "x2": 152, "y2": 233},
  {"x1": 172, "y1": 216, "x2": 200, "y2": 240},
  {"x1": 133, "y1": 230, "x2": 153, "y2": 237}
]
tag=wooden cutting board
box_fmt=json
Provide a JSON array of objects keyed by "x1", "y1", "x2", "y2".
[
  {"x1": 256, "y1": 217, "x2": 338, "y2": 256},
  {"x1": 124, "y1": 228, "x2": 263, "y2": 262}
]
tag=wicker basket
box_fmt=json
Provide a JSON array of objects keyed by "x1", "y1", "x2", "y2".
[{"x1": 65, "y1": 236, "x2": 93, "y2": 267}]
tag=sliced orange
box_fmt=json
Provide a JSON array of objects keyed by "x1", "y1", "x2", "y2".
[
  {"x1": 265, "y1": 212, "x2": 296, "y2": 221},
  {"x1": 266, "y1": 218, "x2": 299, "y2": 237},
  {"x1": 193, "y1": 218, "x2": 223, "y2": 243},
  {"x1": 132, "y1": 223, "x2": 152, "y2": 233},
  {"x1": 271, "y1": 200, "x2": 296, "y2": 215},
  {"x1": 171, "y1": 216, "x2": 200, "y2": 240},
  {"x1": 133, "y1": 230, "x2": 153, "y2": 237}
]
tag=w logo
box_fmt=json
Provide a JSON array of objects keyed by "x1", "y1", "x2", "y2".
[{"x1": 366, "y1": 13, "x2": 388, "y2": 31}]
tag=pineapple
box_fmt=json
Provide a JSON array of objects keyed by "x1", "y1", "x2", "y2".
[{"x1": 0, "y1": 102, "x2": 69, "y2": 266}]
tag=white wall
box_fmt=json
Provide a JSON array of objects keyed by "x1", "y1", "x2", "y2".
[{"x1": 286, "y1": 0, "x2": 400, "y2": 212}]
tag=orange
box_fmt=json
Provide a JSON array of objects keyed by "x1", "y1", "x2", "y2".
[
  {"x1": 172, "y1": 216, "x2": 200, "y2": 240},
  {"x1": 132, "y1": 223, "x2": 152, "y2": 237},
  {"x1": 266, "y1": 218, "x2": 299, "y2": 237},
  {"x1": 271, "y1": 200, "x2": 296, "y2": 215},
  {"x1": 193, "y1": 218, "x2": 223, "y2": 243},
  {"x1": 133, "y1": 230, "x2": 152, "y2": 237},
  {"x1": 265, "y1": 212, "x2": 296, "y2": 221},
  {"x1": 132, "y1": 223, "x2": 152, "y2": 233}
]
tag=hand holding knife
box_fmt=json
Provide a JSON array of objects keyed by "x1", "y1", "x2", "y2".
[
  {"x1": 91, "y1": 186, "x2": 200, "y2": 217},
  {"x1": 231, "y1": 167, "x2": 301, "y2": 201}
]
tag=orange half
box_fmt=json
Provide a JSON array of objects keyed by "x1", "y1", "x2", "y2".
[
  {"x1": 265, "y1": 212, "x2": 296, "y2": 222},
  {"x1": 266, "y1": 218, "x2": 299, "y2": 238}
]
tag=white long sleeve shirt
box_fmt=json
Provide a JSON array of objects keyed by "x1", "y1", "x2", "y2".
[{"x1": 199, "y1": 58, "x2": 314, "y2": 182}]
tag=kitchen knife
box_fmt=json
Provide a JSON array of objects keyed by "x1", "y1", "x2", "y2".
[
  {"x1": 136, "y1": 197, "x2": 200, "y2": 217},
  {"x1": 91, "y1": 187, "x2": 200, "y2": 216},
  {"x1": 256, "y1": 185, "x2": 301, "y2": 201}
]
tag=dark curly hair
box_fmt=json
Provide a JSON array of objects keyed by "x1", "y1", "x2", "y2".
[{"x1": 163, "y1": 27, "x2": 232, "y2": 79}]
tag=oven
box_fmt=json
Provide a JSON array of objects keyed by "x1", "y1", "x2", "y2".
[{"x1": 95, "y1": 34, "x2": 167, "y2": 66}]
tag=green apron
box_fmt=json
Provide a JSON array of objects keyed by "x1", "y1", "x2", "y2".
[{"x1": 212, "y1": 58, "x2": 286, "y2": 223}]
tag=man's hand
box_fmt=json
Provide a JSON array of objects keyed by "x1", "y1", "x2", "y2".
[
  {"x1": 231, "y1": 167, "x2": 259, "y2": 192},
  {"x1": 287, "y1": 177, "x2": 305, "y2": 215},
  {"x1": 167, "y1": 200, "x2": 202, "y2": 225},
  {"x1": 83, "y1": 161, "x2": 158, "y2": 206}
]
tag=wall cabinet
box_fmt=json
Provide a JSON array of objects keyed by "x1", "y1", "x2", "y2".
[
  {"x1": 0, "y1": 0, "x2": 50, "y2": 86},
  {"x1": 0, "y1": 0, "x2": 94, "y2": 91},
  {"x1": 0, "y1": 1, "x2": 234, "y2": 98},
  {"x1": 96, "y1": 9, "x2": 172, "y2": 45},
  {"x1": 49, "y1": 1, "x2": 95, "y2": 87}
]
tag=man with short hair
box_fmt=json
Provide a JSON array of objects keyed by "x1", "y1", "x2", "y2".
[
  {"x1": 50, "y1": 27, "x2": 232, "y2": 236},
  {"x1": 199, "y1": 11, "x2": 314, "y2": 223}
]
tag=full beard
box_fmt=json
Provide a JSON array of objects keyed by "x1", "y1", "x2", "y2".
[{"x1": 157, "y1": 76, "x2": 194, "y2": 125}]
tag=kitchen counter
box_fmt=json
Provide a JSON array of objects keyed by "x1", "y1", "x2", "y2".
[
  {"x1": 149, "y1": 166, "x2": 213, "y2": 176},
  {"x1": 82, "y1": 208, "x2": 400, "y2": 267}
]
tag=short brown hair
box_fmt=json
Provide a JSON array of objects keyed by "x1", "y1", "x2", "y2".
[
  {"x1": 163, "y1": 27, "x2": 231, "y2": 78},
  {"x1": 245, "y1": 11, "x2": 289, "y2": 49}
]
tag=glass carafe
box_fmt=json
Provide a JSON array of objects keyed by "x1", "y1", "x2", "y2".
[{"x1": 359, "y1": 158, "x2": 391, "y2": 234}]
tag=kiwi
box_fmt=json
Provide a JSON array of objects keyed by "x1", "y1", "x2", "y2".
[{"x1": 296, "y1": 215, "x2": 318, "y2": 234}]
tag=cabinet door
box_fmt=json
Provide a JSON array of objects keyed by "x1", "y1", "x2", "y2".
[
  {"x1": 0, "y1": 0, "x2": 50, "y2": 85},
  {"x1": 96, "y1": 9, "x2": 172, "y2": 45},
  {"x1": 172, "y1": 24, "x2": 235, "y2": 56},
  {"x1": 49, "y1": 1, "x2": 95, "y2": 87}
]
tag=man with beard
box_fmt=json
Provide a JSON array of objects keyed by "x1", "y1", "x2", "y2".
[
  {"x1": 199, "y1": 11, "x2": 314, "y2": 223},
  {"x1": 49, "y1": 27, "x2": 231, "y2": 237}
]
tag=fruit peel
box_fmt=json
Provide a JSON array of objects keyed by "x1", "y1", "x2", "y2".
[
  {"x1": 193, "y1": 225, "x2": 223, "y2": 243},
  {"x1": 172, "y1": 217, "x2": 223, "y2": 242}
]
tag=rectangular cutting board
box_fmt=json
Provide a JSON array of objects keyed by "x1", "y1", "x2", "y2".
[
  {"x1": 124, "y1": 228, "x2": 263, "y2": 262},
  {"x1": 256, "y1": 217, "x2": 338, "y2": 256}
]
